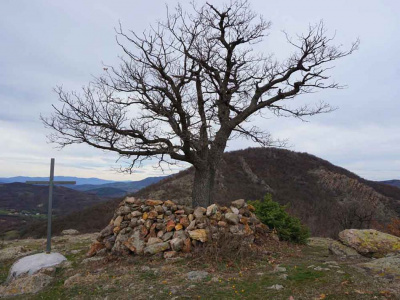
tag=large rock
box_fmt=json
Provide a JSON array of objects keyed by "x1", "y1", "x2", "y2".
[
  {"x1": 328, "y1": 240, "x2": 362, "y2": 259},
  {"x1": 0, "y1": 273, "x2": 53, "y2": 297},
  {"x1": 358, "y1": 255, "x2": 400, "y2": 279},
  {"x1": 123, "y1": 229, "x2": 145, "y2": 254},
  {"x1": 7, "y1": 253, "x2": 67, "y2": 281},
  {"x1": 339, "y1": 229, "x2": 400, "y2": 257}
]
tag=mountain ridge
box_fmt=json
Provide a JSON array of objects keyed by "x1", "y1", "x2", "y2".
[{"x1": 12, "y1": 147, "x2": 400, "y2": 239}]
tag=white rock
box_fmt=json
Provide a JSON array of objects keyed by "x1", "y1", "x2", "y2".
[
  {"x1": 230, "y1": 206, "x2": 239, "y2": 215},
  {"x1": 61, "y1": 229, "x2": 79, "y2": 236},
  {"x1": 267, "y1": 284, "x2": 284, "y2": 290},
  {"x1": 187, "y1": 270, "x2": 209, "y2": 281},
  {"x1": 8, "y1": 252, "x2": 67, "y2": 280}
]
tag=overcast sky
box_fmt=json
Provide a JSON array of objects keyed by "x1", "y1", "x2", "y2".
[{"x1": 1, "y1": 0, "x2": 399, "y2": 181}]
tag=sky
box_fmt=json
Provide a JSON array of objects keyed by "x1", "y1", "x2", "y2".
[{"x1": 0, "y1": 0, "x2": 399, "y2": 181}]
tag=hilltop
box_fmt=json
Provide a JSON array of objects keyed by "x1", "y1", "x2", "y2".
[{"x1": 135, "y1": 147, "x2": 400, "y2": 237}]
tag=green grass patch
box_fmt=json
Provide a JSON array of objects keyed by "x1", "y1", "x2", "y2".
[{"x1": 287, "y1": 266, "x2": 325, "y2": 282}]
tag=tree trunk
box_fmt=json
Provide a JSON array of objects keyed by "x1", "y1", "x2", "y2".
[{"x1": 192, "y1": 165, "x2": 216, "y2": 208}]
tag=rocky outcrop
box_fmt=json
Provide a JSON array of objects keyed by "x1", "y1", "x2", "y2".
[
  {"x1": 358, "y1": 255, "x2": 400, "y2": 280},
  {"x1": 328, "y1": 240, "x2": 362, "y2": 259},
  {"x1": 0, "y1": 272, "x2": 53, "y2": 297},
  {"x1": 339, "y1": 229, "x2": 400, "y2": 258},
  {"x1": 0, "y1": 253, "x2": 68, "y2": 297},
  {"x1": 90, "y1": 197, "x2": 267, "y2": 258}
]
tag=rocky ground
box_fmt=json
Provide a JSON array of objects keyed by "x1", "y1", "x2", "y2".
[{"x1": 1, "y1": 233, "x2": 400, "y2": 299}]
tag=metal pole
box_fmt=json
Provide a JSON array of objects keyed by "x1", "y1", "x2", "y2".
[{"x1": 46, "y1": 158, "x2": 55, "y2": 253}]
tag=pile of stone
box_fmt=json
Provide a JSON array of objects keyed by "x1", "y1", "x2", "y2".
[{"x1": 88, "y1": 197, "x2": 268, "y2": 258}]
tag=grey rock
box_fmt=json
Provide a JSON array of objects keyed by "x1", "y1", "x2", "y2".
[
  {"x1": 186, "y1": 220, "x2": 196, "y2": 231},
  {"x1": 162, "y1": 231, "x2": 174, "y2": 242},
  {"x1": 0, "y1": 273, "x2": 53, "y2": 297},
  {"x1": 118, "y1": 206, "x2": 132, "y2": 215},
  {"x1": 147, "y1": 237, "x2": 163, "y2": 245},
  {"x1": 131, "y1": 211, "x2": 142, "y2": 217},
  {"x1": 267, "y1": 284, "x2": 284, "y2": 290},
  {"x1": 231, "y1": 199, "x2": 245, "y2": 209},
  {"x1": 328, "y1": 240, "x2": 362, "y2": 259},
  {"x1": 193, "y1": 207, "x2": 206, "y2": 220},
  {"x1": 230, "y1": 206, "x2": 239, "y2": 215},
  {"x1": 187, "y1": 270, "x2": 209, "y2": 281},
  {"x1": 358, "y1": 255, "x2": 400, "y2": 279},
  {"x1": 144, "y1": 242, "x2": 170, "y2": 255},
  {"x1": 225, "y1": 213, "x2": 239, "y2": 225},
  {"x1": 170, "y1": 238, "x2": 184, "y2": 252},
  {"x1": 100, "y1": 224, "x2": 114, "y2": 238},
  {"x1": 61, "y1": 229, "x2": 79, "y2": 236}
]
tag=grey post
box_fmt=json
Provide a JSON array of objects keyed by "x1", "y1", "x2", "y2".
[
  {"x1": 26, "y1": 158, "x2": 76, "y2": 253},
  {"x1": 47, "y1": 158, "x2": 55, "y2": 253}
]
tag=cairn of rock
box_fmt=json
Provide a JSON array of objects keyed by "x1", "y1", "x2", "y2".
[{"x1": 89, "y1": 198, "x2": 268, "y2": 258}]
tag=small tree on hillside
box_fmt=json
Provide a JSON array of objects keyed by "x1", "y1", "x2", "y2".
[{"x1": 42, "y1": 1, "x2": 358, "y2": 207}]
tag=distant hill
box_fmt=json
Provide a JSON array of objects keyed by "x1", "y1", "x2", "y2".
[
  {"x1": 0, "y1": 176, "x2": 167, "y2": 238},
  {"x1": 380, "y1": 180, "x2": 400, "y2": 189},
  {"x1": 0, "y1": 176, "x2": 117, "y2": 185},
  {"x1": 17, "y1": 148, "x2": 400, "y2": 239},
  {"x1": 69, "y1": 176, "x2": 167, "y2": 196},
  {"x1": 0, "y1": 182, "x2": 108, "y2": 238}
]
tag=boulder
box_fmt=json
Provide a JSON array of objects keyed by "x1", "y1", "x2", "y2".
[
  {"x1": 339, "y1": 229, "x2": 400, "y2": 257},
  {"x1": 7, "y1": 253, "x2": 67, "y2": 281},
  {"x1": 123, "y1": 230, "x2": 145, "y2": 254},
  {"x1": 328, "y1": 240, "x2": 361, "y2": 259},
  {"x1": 358, "y1": 255, "x2": 400, "y2": 279},
  {"x1": 0, "y1": 273, "x2": 53, "y2": 297}
]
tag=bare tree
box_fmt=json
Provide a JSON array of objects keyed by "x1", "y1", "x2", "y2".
[{"x1": 42, "y1": 1, "x2": 359, "y2": 207}]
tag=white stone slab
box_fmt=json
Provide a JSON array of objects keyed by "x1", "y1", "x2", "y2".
[{"x1": 8, "y1": 252, "x2": 67, "y2": 280}]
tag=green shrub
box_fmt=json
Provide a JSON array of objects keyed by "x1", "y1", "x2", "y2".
[{"x1": 249, "y1": 194, "x2": 310, "y2": 244}]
